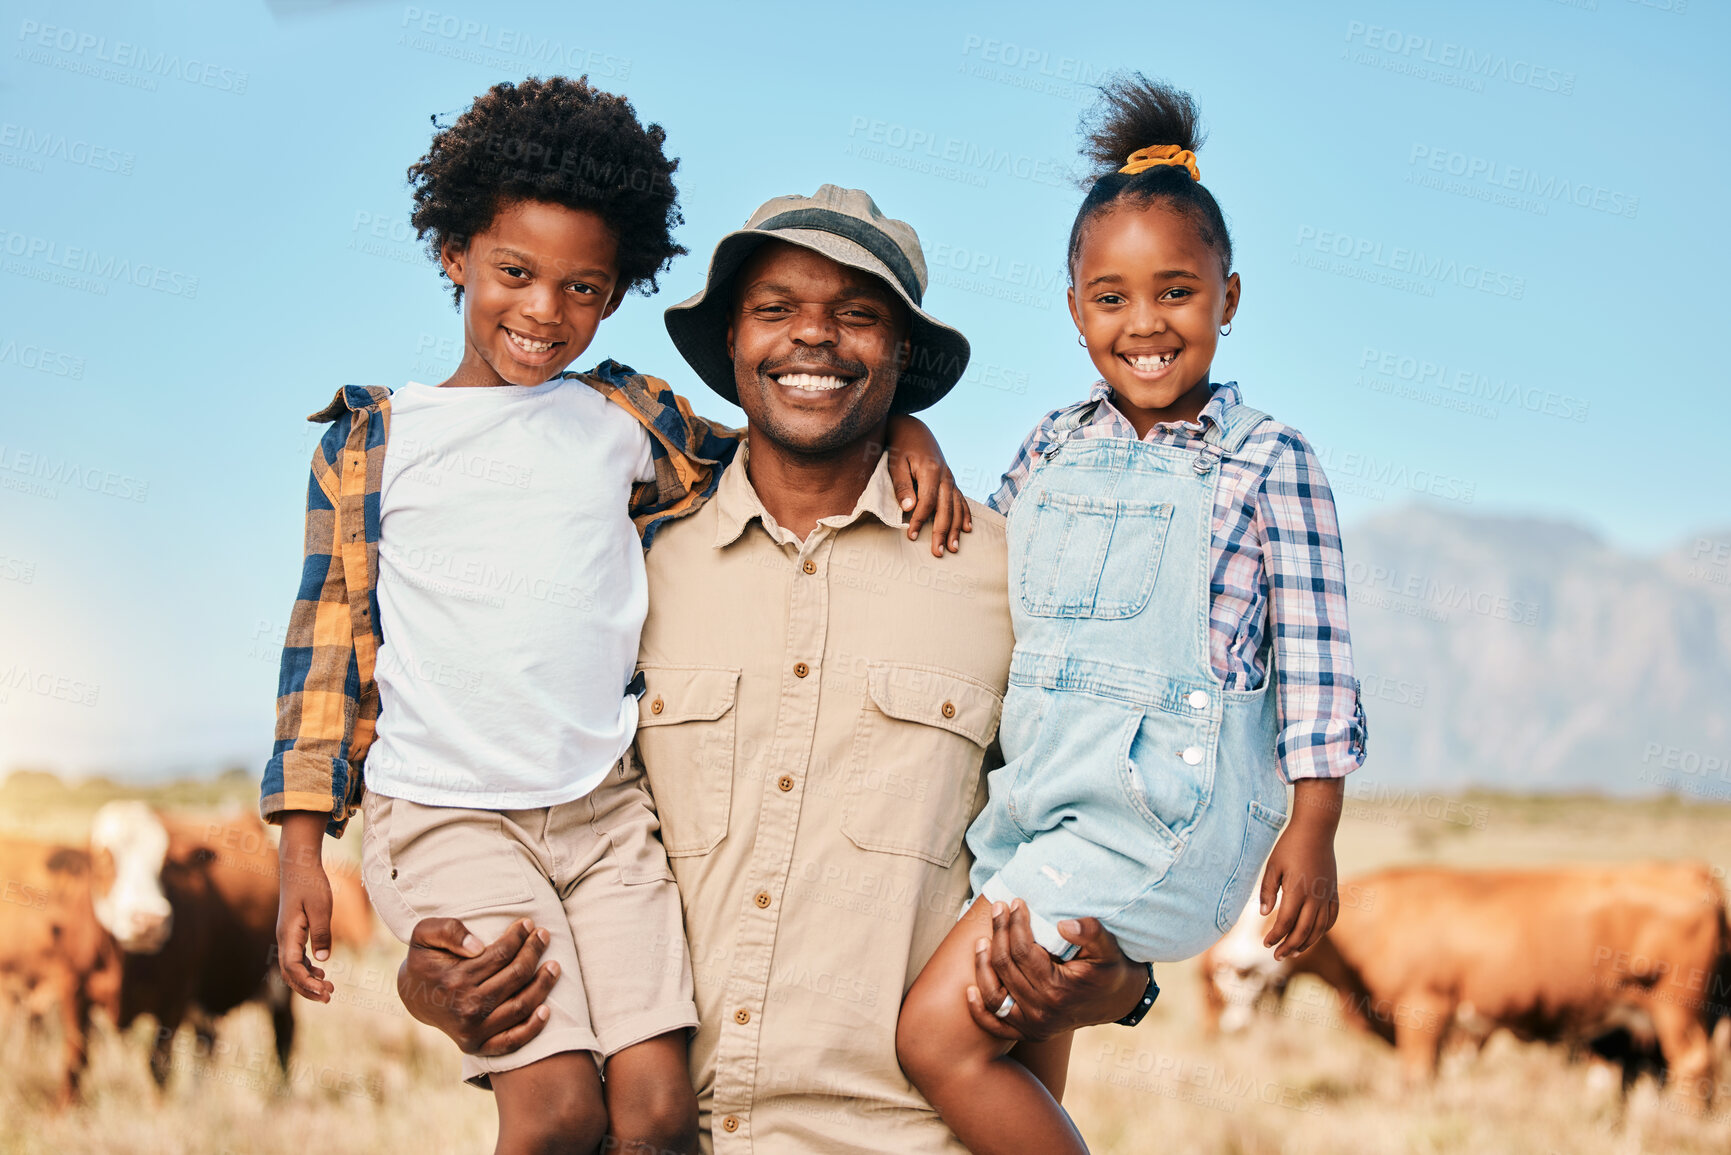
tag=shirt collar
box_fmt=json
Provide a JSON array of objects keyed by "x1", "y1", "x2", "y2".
[
  {"x1": 713, "y1": 444, "x2": 907, "y2": 550},
  {"x1": 1087, "y1": 380, "x2": 1242, "y2": 437},
  {"x1": 307, "y1": 383, "x2": 393, "y2": 424}
]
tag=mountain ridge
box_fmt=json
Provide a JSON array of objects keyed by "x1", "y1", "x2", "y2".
[{"x1": 1341, "y1": 503, "x2": 1731, "y2": 799}]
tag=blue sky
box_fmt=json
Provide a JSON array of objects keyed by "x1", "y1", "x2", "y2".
[{"x1": 2, "y1": 0, "x2": 1727, "y2": 780}]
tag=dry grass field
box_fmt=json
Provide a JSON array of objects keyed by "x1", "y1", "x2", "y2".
[{"x1": 2, "y1": 772, "x2": 1728, "y2": 1155}]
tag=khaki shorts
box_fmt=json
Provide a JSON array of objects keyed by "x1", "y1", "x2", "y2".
[{"x1": 361, "y1": 754, "x2": 697, "y2": 1087}]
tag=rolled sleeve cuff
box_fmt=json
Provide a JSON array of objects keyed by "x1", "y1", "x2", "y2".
[
  {"x1": 260, "y1": 749, "x2": 359, "y2": 837},
  {"x1": 1276, "y1": 697, "x2": 1368, "y2": 784}
]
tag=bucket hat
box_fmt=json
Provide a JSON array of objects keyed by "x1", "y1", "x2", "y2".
[{"x1": 663, "y1": 184, "x2": 970, "y2": 414}]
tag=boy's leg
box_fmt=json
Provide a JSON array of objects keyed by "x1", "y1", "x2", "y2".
[
  {"x1": 492, "y1": 1053, "x2": 609, "y2": 1155},
  {"x1": 603, "y1": 1032, "x2": 698, "y2": 1155},
  {"x1": 553, "y1": 755, "x2": 700, "y2": 1154},
  {"x1": 360, "y1": 793, "x2": 604, "y2": 1082},
  {"x1": 895, "y1": 896, "x2": 1089, "y2": 1155}
]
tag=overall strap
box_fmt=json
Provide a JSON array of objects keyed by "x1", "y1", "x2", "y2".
[
  {"x1": 1048, "y1": 397, "x2": 1104, "y2": 443},
  {"x1": 1203, "y1": 403, "x2": 1272, "y2": 455}
]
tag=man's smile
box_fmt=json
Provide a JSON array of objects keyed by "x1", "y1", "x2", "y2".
[
  {"x1": 760, "y1": 352, "x2": 868, "y2": 401},
  {"x1": 772, "y1": 371, "x2": 855, "y2": 393}
]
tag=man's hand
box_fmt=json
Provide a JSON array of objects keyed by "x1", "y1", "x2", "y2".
[
  {"x1": 963, "y1": 900, "x2": 1146, "y2": 1042},
  {"x1": 396, "y1": 917, "x2": 560, "y2": 1057},
  {"x1": 276, "y1": 811, "x2": 335, "y2": 1002},
  {"x1": 1260, "y1": 778, "x2": 1344, "y2": 961},
  {"x1": 884, "y1": 413, "x2": 972, "y2": 557}
]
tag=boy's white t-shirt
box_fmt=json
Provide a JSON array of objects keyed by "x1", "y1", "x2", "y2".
[{"x1": 365, "y1": 378, "x2": 657, "y2": 809}]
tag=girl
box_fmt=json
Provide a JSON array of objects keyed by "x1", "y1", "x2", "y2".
[{"x1": 896, "y1": 75, "x2": 1367, "y2": 1154}]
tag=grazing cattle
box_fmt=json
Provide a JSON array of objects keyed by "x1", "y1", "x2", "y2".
[
  {"x1": 1199, "y1": 862, "x2": 1729, "y2": 1106},
  {"x1": 88, "y1": 802, "x2": 374, "y2": 1086},
  {"x1": 0, "y1": 838, "x2": 121, "y2": 1104}
]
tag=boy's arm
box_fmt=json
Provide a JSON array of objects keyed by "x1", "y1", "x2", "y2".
[
  {"x1": 671, "y1": 401, "x2": 746, "y2": 466},
  {"x1": 260, "y1": 419, "x2": 366, "y2": 833},
  {"x1": 264, "y1": 420, "x2": 366, "y2": 999},
  {"x1": 277, "y1": 811, "x2": 335, "y2": 1001},
  {"x1": 615, "y1": 372, "x2": 970, "y2": 555},
  {"x1": 679, "y1": 403, "x2": 972, "y2": 557},
  {"x1": 611, "y1": 375, "x2": 740, "y2": 548}
]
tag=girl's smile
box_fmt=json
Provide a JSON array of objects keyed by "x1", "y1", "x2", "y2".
[
  {"x1": 1117, "y1": 347, "x2": 1181, "y2": 381},
  {"x1": 1068, "y1": 204, "x2": 1239, "y2": 436}
]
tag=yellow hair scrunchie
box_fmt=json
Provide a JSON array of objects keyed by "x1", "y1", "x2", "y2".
[{"x1": 1120, "y1": 145, "x2": 1200, "y2": 181}]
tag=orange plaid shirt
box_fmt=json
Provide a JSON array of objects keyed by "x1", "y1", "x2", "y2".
[{"x1": 259, "y1": 360, "x2": 741, "y2": 835}]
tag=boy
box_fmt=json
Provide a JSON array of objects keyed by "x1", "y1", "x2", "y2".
[{"x1": 260, "y1": 77, "x2": 961, "y2": 1155}]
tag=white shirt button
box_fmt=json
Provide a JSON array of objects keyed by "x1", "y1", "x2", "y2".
[
  {"x1": 1182, "y1": 747, "x2": 1204, "y2": 766},
  {"x1": 1187, "y1": 690, "x2": 1209, "y2": 710}
]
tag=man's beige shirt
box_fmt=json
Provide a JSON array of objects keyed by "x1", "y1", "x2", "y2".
[{"x1": 635, "y1": 450, "x2": 1013, "y2": 1155}]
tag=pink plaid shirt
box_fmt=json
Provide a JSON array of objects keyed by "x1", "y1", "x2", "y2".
[{"x1": 989, "y1": 382, "x2": 1367, "y2": 782}]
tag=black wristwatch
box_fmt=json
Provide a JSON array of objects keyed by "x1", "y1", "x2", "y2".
[{"x1": 1115, "y1": 963, "x2": 1159, "y2": 1026}]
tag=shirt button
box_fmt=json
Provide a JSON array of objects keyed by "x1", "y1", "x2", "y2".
[
  {"x1": 650, "y1": 697, "x2": 664, "y2": 715},
  {"x1": 793, "y1": 662, "x2": 809, "y2": 678},
  {"x1": 941, "y1": 701, "x2": 956, "y2": 719},
  {"x1": 1181, "y1": 747, "x2": 1204, "y2": 766},
  {"x1": 777, "y1": 775, "x2": 794, "y2": 792},
  {"x1": 734, "y1": 1009, "x2": 751, "y2": 1025},
  {"x1": 1187, "y1": 690, "x2": 1209, "y2": 710},
  {"x1": 721, "y1": 1116, "x2": 740, "y2": 1133},
  {"x1": 754, "y1": 891, "x2": 772, "y2": 909},
  {"x1": 802, "y1": 559, "x2": 817, "y2": 575}
]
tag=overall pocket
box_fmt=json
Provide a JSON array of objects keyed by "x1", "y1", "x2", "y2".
[
  {"x1": 633, "y1": 666, "x2": 740, "y2": 857},
  {"x1": 1215, "y1": 800, "x2": 1288, "y2": 934},
  {"x1": 1121, "y1": 706, "x2": 1215, "y2": 850},
  {"x1": 1017, "y1": 490, "x2": 1174, "y2": 619},
  {"x1": 842, "y1": 662, "x2": 1003, "y2": 867}
]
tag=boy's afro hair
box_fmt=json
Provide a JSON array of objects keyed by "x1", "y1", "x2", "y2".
[{"x1": 408, "y1": 75, "x2": 687, "y2": 305}]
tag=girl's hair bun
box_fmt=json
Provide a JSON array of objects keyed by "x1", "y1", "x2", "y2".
[
  {"x1": 1080, "y1": 73, "x2": 1205, "y2": 178},
  {"x1": 1065, "y1": 73, "x2": 1233, "y2": 279}
]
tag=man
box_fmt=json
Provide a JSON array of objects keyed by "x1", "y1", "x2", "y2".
[{"x1": 394, "y1": 186, "x2": 1155, "y2": 1153}]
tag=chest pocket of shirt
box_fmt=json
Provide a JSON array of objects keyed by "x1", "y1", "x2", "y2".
[
  {"x1": 1017, "y1": 490, "x2": 1174, "y2": 619},
  {"x1": 634, "y1": 666, "x2": 740, "y2": 857},
  {"x1": 843, "y1": 663, "x2": 1002, "y2": 867}
]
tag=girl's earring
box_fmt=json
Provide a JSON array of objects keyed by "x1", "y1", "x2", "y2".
[
  {"x1": 1076, "y1": 332, "x2": 1088, "y2": 348},
  {"x1": 1219, "y1": 322, "x2": 1232, "y2": 336}
]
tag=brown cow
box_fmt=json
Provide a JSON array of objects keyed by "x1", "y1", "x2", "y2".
[
  {"x1": 88, "y1": 803, "x2": 373, "y2": 1087},
  {"x1": 2, "y1": 805, "x2": 373, "y2": 1100},
  {"x1": 1200, "y1": 862, "x2": 1729, "y2": 1106},
  {"x1": 0, "y1": 838, "x2": 121, "y2": 1104}
]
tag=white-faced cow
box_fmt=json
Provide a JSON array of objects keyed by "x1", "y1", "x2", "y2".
[
  {"x1": 88, "y1": 802, "x2": 373, "y2": 1086},
  {"x1": 1199, "y1": 862, "x2": 1729, "y2": 1107}
]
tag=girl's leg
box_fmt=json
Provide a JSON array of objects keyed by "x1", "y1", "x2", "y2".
[
  {"x1": 896, "y1": 897, "x2": 1089, "y2": 1155},
  {"x1": 1013, "y1": 1031, "x2": 1076, "y2": 1102},
  {"x1": 603, "y1": 1031, "x2": 699, "y2": 1155},
  {"x1": 491, "y1": 1052, "x2": 609, "y2": 1155}
]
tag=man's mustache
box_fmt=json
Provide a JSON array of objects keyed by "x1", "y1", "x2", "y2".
[{"x1": 757, "y1": 353, "x2": 869, "y2": 381}]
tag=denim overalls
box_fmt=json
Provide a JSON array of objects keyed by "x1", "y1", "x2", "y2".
[{"x1": 967, "y1": 399, "x2": 1290, "y2": 964}]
